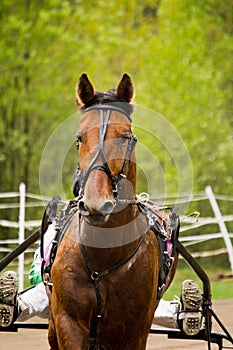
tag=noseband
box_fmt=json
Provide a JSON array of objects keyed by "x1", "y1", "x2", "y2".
[{"x1": 73, "y1": 104, "x2": 137, "y2": 200}]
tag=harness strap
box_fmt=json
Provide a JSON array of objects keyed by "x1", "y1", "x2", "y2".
[
  {"x1": 78, "y1": 220, "x2": 150, "y2": 281},
  {"x1": 77, "y1": 213, "x2": 152, "y2": 346},
  {"x1": 138, "y1": 202, "x2": 180, "y2": 299},
  {"x1": 41, "y1": 201, "x2": 80, "y2": 285},
  {"x1": 83, "y1": 104, "x2": 132, "y2": 122},
  {"x1": 40, "y1": 196, "x2": 61, "y2": 281}
]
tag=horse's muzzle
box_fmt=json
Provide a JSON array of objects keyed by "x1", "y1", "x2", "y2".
[{"x1": 78, "y1": 199, "x2": 115, "y2": 224}]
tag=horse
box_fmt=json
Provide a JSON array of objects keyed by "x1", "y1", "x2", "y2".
[{"x1": 47, "y1": 73, "x2": 179, "y2": 350}]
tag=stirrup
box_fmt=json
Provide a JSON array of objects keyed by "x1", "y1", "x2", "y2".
[
  {"x1": 178, "y1": 279, "x2": 203, "y2": 336},
  {"x1": 0, "y1": 271, "x2": 18, "y2": 327}
]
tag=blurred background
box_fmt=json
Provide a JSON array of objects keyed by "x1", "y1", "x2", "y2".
[{"x1": 0, "y1": 0, "x2": 232, "y2": 294}]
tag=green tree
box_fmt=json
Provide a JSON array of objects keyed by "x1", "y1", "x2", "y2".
[{"x1": 0, "y1": 0, "x2": 232, "y2": 207}]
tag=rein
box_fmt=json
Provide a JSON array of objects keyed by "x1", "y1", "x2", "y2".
[{"x1": 73, "y1": 104, "x2": 137, "y2": 200}]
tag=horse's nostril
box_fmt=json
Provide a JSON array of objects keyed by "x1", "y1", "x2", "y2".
[
  {"x1": 79, "y1": 199, "x2": 115, "y2": 217},
  {"x1": 78, "y1": 200, "x2": 89, "y2": 216},
  {"x1": 99, "y1": 201, "x2": 115, "y2": 215}
]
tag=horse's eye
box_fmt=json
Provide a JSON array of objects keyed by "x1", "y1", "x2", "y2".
[
  {"x1": 119, "y1": 132, "x2": 131, "y2": 145},
  {"x1": 76, "y1": 135, "x2": 83, "y2": 149},
  {"x1": 119, "y1": 136, "x2": 128, "y2": 146}
]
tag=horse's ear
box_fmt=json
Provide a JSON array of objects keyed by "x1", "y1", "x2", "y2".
[
  {"x1": 76, "y1": 73, "x2": 95, "y2": 106},
  {"x1": 116, "y1": 73, "x2": 135, "y2": 103}
]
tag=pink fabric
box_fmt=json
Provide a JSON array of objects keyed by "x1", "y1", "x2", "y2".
[{"x1": 167, "y1": 239, "x2": 173, "y2": 257}]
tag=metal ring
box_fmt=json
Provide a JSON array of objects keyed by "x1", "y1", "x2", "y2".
[{"x1": 91, "y1": 271, "x2": 100, "y2": 280}]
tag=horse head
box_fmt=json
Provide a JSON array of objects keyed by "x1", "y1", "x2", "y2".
[{"x1": 75, "y1": 73, "x2": 137, "y2": 226}]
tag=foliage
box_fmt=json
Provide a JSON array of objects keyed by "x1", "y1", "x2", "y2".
[{"x1": 0, "y1": 0, "x2": 232, "y2": 217}]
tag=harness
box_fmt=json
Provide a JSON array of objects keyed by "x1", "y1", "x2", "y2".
[
  {"x1": 41, "y1": 103, "x2": 180, "y2": 349},
  {"x1": 41, "y1": 197, "x2": 179, "y2": 349}
]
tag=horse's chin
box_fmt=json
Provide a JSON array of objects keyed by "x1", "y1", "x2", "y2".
[{"x1": 85, "y1": 213, "x2": 110, "y2": 226}]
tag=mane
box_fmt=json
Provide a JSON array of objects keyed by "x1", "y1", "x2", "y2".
[{"x1": 80, "y1": 88, "x2": 135, "y2": 116}]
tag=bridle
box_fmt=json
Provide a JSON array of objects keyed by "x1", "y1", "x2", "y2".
[{"x1": 73, "y1": 104, "x2": 137, "y2": 201}]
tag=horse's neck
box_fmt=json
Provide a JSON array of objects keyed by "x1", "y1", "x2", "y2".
[{"x1": 79, "y1": 205, "x2": 146, "y2": 270}]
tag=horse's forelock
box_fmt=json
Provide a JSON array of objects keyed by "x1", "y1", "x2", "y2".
[{"x1": 80, "y1": 89, "x2": 135, "y2": 116}]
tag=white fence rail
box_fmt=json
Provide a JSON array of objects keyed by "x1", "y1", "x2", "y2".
[
  {"x1": 0, "y1": 183, "x2": 233, "y2": 290},
  {"x1": 0, "y1": 184, "x2": 50, "y2": 291}
]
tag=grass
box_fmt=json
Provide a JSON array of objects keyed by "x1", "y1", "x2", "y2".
[{"x1": 163, "y1": 259, "x2": 233, "y2": 301}]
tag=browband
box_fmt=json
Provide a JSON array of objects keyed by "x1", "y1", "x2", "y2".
[{"x1": 83, "y1": 104, "x2": 132, "y2": 122}]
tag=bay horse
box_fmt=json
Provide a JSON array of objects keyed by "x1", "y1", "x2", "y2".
[{"x1": 47, "y1": 73, "x2": 179, "y2": 350}]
